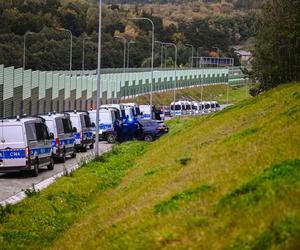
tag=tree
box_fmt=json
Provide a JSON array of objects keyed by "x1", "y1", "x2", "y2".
[{"x1": 251, "y1": 0, "x2": 300, "y2": 94}]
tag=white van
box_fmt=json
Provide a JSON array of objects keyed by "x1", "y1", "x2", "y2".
[
  {"x1": 122, "y1": 103, "x2": 141, "y2": 117},
  {"x1": 66, "y1": 111, "x2": 94, "y2": 152},
  {"x1": 89, "y1": 108, "x2": 117, "y2": 141},
  {"x1": 139, "y1": 105, "x2": 152, "y2": 119},
  {"x1": 101, "y1": 104, "x2": 126, "y2": 121},
  {"x1": 40, "y1": 113, "x2": 76, "y2": 162},
  {"x1": 0, "y1": 117, "x2": 54, "y2": 176}
]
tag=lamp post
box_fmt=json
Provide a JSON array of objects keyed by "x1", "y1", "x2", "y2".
[
  {"x1": 56, "y1": 28, "x2": 73, "y2": 71},
  {"x1": 161, "y1": 42, "x2": 177, "y2": 113},
  {"x1": 197, "y1": 47, "x2": 204, "y2": 68},
  {"x1": 95, "y1": 0, "x2": 102, "y2": 156},
  {"x1": 130, "y1": 17, "x2": 154, "y2": 115},
  {"x1": 185, "y1": 44, "x2": 194, "y2": 68},
  {"x1": 127, "y1": 40, "x2": 135, "y2": 69},
  {"x1": 82, "y1": 37, "x2": 92, "y2": 73},
  {"x1": 23, "y1": 31, "x2": 34, "y2": 69},
  {"x1": 155, "y1": 40, "x2": 164, "y2": 69},
  {"x1": 114, "y1": 35, "x2": 127, "y2": 73}
]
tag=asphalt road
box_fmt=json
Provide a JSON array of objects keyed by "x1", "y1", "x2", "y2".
[{"x1": 0, "y1": 142, "x2": 113, "y2": 202}]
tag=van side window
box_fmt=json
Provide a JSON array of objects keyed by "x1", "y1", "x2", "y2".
[
  {"x1": 84, "y1": 115, "x2": 92, "y2": 128},
  {"x1": 35, "y1": 123, "x2": 46, "y2": 141},
  {"x1": 80, "y1": 114, "x2": 86, "y2": 128},
  {"x1": 25, "y1": 123, "x2": 37, "y2": 141},
  {"x1": 62, "y1": 118, "x2": 72, "y2": 133},
  {"x1": 56, "y1": 118, "x2": 64, "y2": 134}
]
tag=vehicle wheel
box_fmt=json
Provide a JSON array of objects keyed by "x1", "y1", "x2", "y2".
[
  {"x1": 60, "y1": 149, "x2": 66, "y2": 163},
  {"x1": 32, "y1": 159, "x2": 39, "y2": 177},
  {"x1": 90, "y1": 143, "x2": 94, "y2": 149},
  {"x1": 47, "y1": 155, "x2": 54, "y2": 170},
  {"x1": 70, "y1": 149, "x2": 76, "y2": 158},
  {"x1": 107, "y1": 133, "x2": 116, "y2": 144},
  {"x1": 81, "y1": 145, "x2": 87, "y2": 152},
  {"x1": 144, "y1": 134, "x2": 154, "y2": 142}
]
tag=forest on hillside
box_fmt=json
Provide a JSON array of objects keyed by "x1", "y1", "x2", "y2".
[{"x1": 0, "y1": 0, "x2": 255, "y2": 70}]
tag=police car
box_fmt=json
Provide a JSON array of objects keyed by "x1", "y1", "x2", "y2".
[
  {"x1": 66, "y1": 111, "x2": 94, "y2": 152},
  {"x1": 0, "y1": 116, "x2": 54, "y2": 176},
  {"x1": 39, "y1": 113, "x2": 77, "y2": 163}
]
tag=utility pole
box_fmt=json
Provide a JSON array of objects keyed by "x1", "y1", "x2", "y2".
[
  {"x1": 56, "y1": 28, "x2": 73, "y2": 71},
  {"x1": 130, "y1": 17, "x2": 154, "y2": 117},
  {"x1": 23, "y1": 31, "x2": 34, "y2": 69},
  {"x1": 114, "y1": 35, "x2": 127, "y2": 73},
  {"x1": 95, "y1": 0, "x2": 102, "y2": 156}
]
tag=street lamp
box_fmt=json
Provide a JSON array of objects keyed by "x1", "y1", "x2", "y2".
[
  {"x1": 155, "y1": 40, "x2": 164, "y2": 69},
  {"x1": 130, "y1": 17, "x2": 154, "y2": 115},
  {"x1": 82, "y1": 37, "x2": 92, "y2": 73},
  {"x1": 161, "y1": 42, "x2": 177, "y2": 113},
  {"x1": 185, "y1": 44, "x2": 194, "y2": 68},
  {"x1": 197, "y1": 47, "x2": 204, "y2": 68},
  {"x1": 95, "y1": 0, "x2": 102, "y2": 156},
  {"x1": 114, "y1": 35, "x2": 127, "y2": 73},
  {"x1": 56, "y1": 28, "x2": 73, "y2": 71},
  {"x1": 23, "y1": 31, "x2": 34, "y2": 69},
  {"x1": 127, "y1": 40, "x2": 135, "y2": 69}
]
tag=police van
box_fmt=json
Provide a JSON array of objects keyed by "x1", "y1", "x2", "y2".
[
  {"x1": 66, "y1": 111, "x2": 94, "y2": 152},
  {"x1": 101, "y1": 104, "x2": 126, "y2": 121},
  {"x1": 40, "y1": 113, "x2": 76, "y2": 163},
  {"x1": 0, "y1": 117, "x2": 54, "y2": 176},
  {"x1": 89, "y1": 107, "x2": 116, "y2": 141}
]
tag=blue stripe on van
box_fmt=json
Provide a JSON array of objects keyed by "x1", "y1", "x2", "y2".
[
  {"x1": 0, "y1": 149, "x2": 26, "y2": 159},
  {"x1": 51, "y1": 138, "x2": 75, "y2": 147},
  {"x1": 30, "y1": 147, "x2": 52, "y2": 156}
]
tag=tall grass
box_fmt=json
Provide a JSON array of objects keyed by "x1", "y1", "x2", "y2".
[{"x1": 0, "y1": 83, "x2": 299, "y2": 250}]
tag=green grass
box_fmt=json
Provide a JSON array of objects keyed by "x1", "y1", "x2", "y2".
[
  {"x1": 124, "y1": 84, "x2": 250, "y2": 106},
  {"x1": 0, "y1": 83, "x2": 300, "y2": 249}
]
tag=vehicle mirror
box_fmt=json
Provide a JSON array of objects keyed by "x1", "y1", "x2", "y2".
[
  {"x1": 72, "y1": 127, "x2": 77, "y2": 133},
  {"x1": 49, "y1": 132, "x2": 54, "y2": 140},
  {"x1": 91, "y1": 122, "x2": 96, "y2": 128}
]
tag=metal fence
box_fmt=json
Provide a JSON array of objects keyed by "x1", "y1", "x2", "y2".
[{"x1": 0, "y1": 65, "x2": 230, "y2": 118}]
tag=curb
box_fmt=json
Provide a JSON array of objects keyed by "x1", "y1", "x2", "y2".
[{"x1": 0, "y1": 147, "x2": 112, "y2": 207}]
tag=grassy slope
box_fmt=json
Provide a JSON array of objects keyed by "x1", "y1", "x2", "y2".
[
  {"x1": 123, "y1": 84, "x2": 250, "y2": 106},
  {"x1": 1, "y1": 83, "x2": 300, "y2": 249}
]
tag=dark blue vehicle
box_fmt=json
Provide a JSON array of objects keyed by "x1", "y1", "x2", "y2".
[{"x1": 114, "y1": 118, "x2": 166, "y2": 142}]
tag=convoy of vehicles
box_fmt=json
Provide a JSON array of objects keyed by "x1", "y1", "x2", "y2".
[{"x1": 0, "y1": 100, "x2": 219, "y2": 177}]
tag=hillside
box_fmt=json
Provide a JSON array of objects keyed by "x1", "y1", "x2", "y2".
[
  {"x1": 1, "y1": 83, "x2": 299, "y2": 249},
  {"x1": 123, "y1": 84, "x2": 250, "y2": 106},
  {"x1": 0, "y1": 0, "x2": 254, "y2": 70}
]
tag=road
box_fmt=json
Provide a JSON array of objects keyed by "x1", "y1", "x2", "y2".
[{"x1": 0, "y1": 142, "x2": 113, "y2": 203}]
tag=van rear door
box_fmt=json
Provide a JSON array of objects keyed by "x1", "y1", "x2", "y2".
[{"x1": 0, "y1": 124, "x2": 26, "y2": 167}]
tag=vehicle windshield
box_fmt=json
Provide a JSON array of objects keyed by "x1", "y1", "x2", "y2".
[{"x1": 0, "y1": 125, "x2": 24, "y2": 143}]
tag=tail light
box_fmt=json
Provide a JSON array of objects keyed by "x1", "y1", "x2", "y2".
[
  {"x1": 80, "y1": 131, "x2": 84, "y2": 139},
  {"x1": 56, "y1": 138, "x2": 60, "y2": 148},
  {"x1": 25, "y1": 146, "x2": 30, "y2": 159}
]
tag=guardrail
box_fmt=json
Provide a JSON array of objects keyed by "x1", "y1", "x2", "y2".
[{"x1": 0, "y1": 65, "x2": 233, "y2": 118}]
